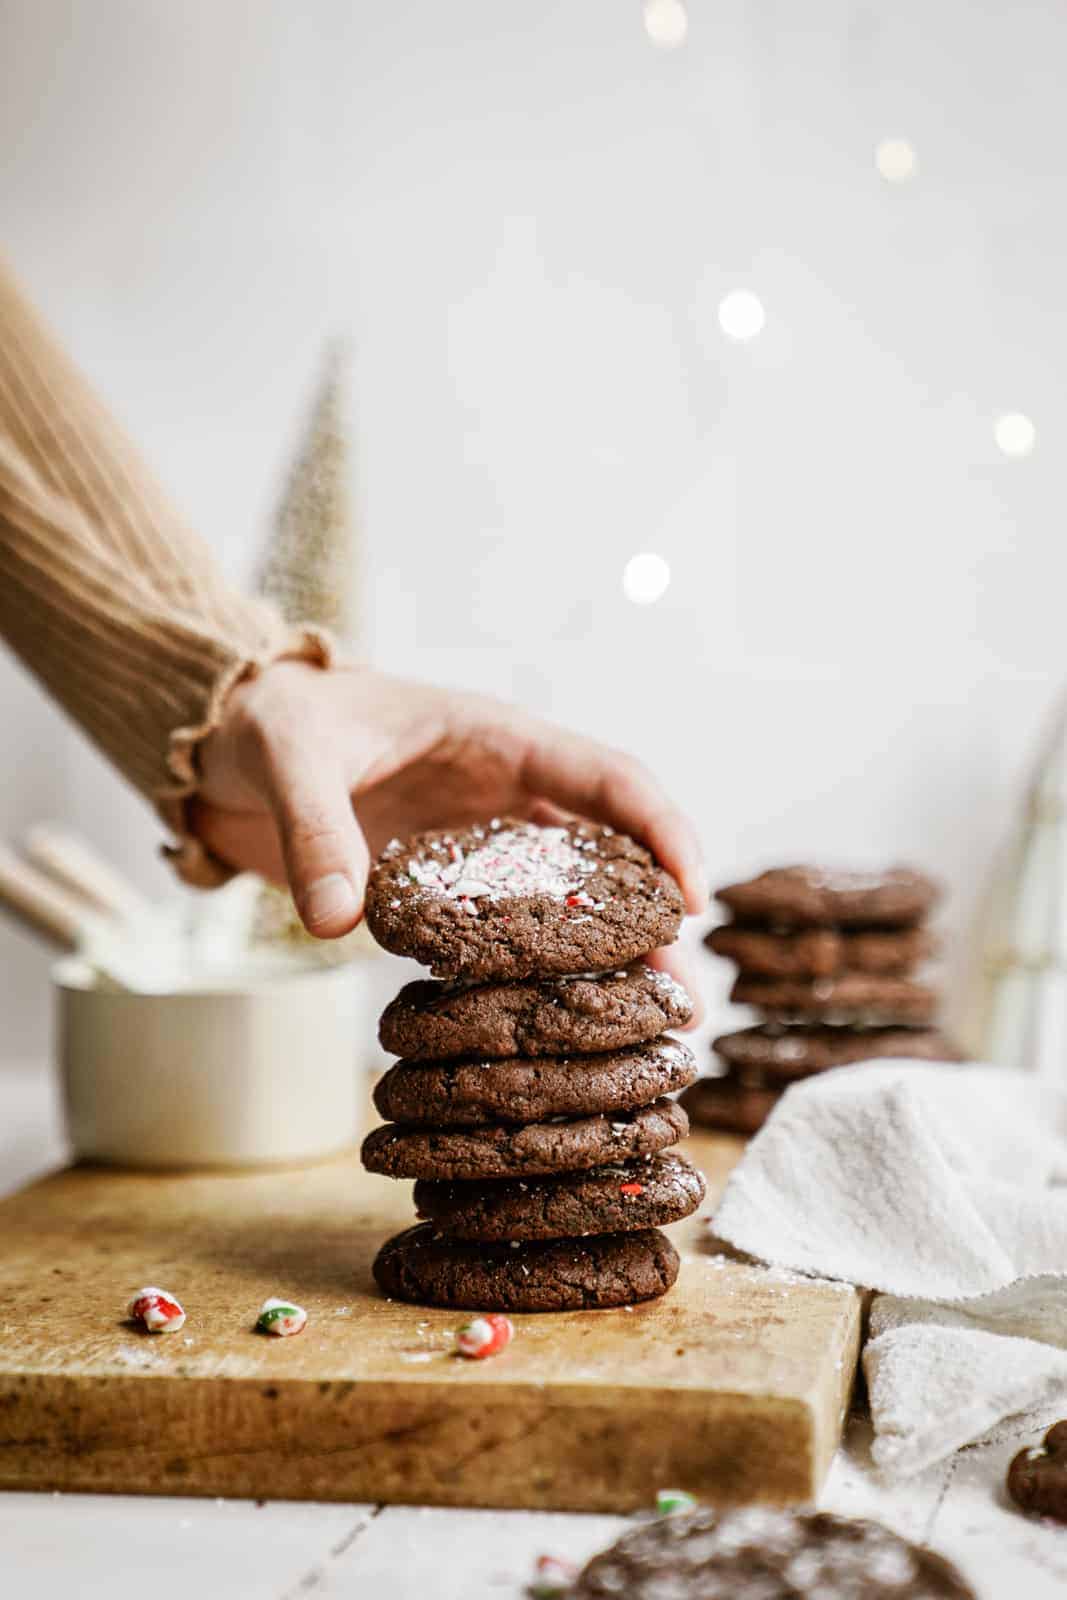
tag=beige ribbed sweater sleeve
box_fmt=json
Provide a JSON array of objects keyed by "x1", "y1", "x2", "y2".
[{"x1": 0, "y1": 255, "x2": 330, "y2": 886}]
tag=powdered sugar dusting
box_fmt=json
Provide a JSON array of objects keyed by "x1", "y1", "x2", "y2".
[{"x1": 406, "y1": 826, "x2": 597, "y2": 906}]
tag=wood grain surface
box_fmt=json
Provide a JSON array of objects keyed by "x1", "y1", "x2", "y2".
[{"x1": 0, "y1": 1131, "x2": 860, "y2": 1510}]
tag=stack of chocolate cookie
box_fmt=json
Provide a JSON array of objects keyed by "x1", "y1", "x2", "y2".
[
  {"x1": 361, "y1": 818, "x2": 706, "y2": 1312},
  {"x1": 683, "y1": 864, "x2": 962, "y2": 1136}
]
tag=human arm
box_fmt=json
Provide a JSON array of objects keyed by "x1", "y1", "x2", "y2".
[{"x1": 0, "y1": 253, "x2": 327, "y2": 882}]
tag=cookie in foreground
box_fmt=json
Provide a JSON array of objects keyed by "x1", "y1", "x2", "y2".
[{"x1": 573, "y1": 1505, "x2": 975, "y2": 1599}]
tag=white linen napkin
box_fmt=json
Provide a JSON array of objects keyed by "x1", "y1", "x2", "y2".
[{"x1": 710, "y1": 1062, "x2": 1067, "y2": 1477}]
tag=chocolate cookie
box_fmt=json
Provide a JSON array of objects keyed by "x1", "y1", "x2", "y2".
[
  {"x1": 413, "y1": 1151, "x2": 706, "y2": 1241},
  {"x1": 373, "y1": 1037, "x2": 696, "y2": 1128},
  {"x1": 716, "y1": 865, "x2": 940, "y2": 929},
  {"x1": 361, "y1": 1096, "x2": 689, "y2": 1182},
  {"x1": 365, "y1": 819, "x2": 685, "y2": 980},
  {"x1": 1007, "y1": 1421, "x2": 1067, "y2": 1523},
  {"x1": 706, "y1": 923, "x2": 840, "y2": 976},
  {"x1": 731, "y1": 973, "x2": 938, "y2": 1025},
  {"x1": 680, "y1": 1073, "x2": 779, "y2": 1136},
  {"x1": 714, "y1": 1024, "x2": 964, "y2": 1082},
  {"x1": 378, "y1": 962, "x2": 693, "y2": 1062},
  {"x1": 574, "y1": 1506, "x2": 976, "y2": 1600},
  {"x1": 373, "y1": 1223, "x2": 680, "y2": 1311},
  {"x1": 706, "y1": 923, "x2": 936, "y2": 978}
]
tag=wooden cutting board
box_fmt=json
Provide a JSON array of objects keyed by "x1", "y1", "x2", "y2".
[{"x1": 0, "y1": 1131, "x2": 860, "y2": 1511}]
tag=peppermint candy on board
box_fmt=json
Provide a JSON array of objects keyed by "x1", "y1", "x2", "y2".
[
  {"x1": 256, "y1": 1297, "x2": 308, "y2": 1337},
  {"x1": 455, "y1": 1313, "x2": 514, "y2": 1359},
  {"x1": 127, "y1": 1287, "x2": 186, "y2": 1334}
]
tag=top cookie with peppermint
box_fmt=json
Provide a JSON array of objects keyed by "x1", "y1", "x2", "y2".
[
  {"x1": 365, "y1": 819, "x2": 686, "y2": 980},
  {"x1": 715, "y1": 864, "x2": 940, "y2": 928}
]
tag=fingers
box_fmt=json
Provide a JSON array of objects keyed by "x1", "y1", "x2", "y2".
[
  {"x1": 259, "y1": 746, "x2": 370, "y2": 939},
  {"x1": 645, "y1": 945, "x2": 706, "y2": 1030},
  {"x1": 187, "y1": 798, "x2": 288, "y2": 885},
  {"x1": 523, "y1": 798, "x2": 574, "y2": 828},
  {"x1": 519, "y1": 729, "x2": 708, "y2": 914}
]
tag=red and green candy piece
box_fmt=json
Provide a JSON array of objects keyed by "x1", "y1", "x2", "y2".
[
  {"x1": 455, "y1": 1313, "x2": 514, "y2": 1359},
  {"x1": 256, "y1": 1297, "x2": 308, "y2": 1337},
  {"x1": 128, "y1": 1286, "x2": 186, "y2": 1334}
]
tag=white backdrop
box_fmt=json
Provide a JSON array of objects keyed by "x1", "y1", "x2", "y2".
[{"x1": 0, "y1": 0, "x2": 1061, "y2": 1058}]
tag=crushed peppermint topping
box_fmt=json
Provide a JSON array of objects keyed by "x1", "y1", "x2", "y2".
[{"x1": 406, "y1": 826, "x2": 597, "y2": 905}]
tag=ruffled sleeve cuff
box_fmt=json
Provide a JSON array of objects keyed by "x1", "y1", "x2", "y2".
[{"x1": 158, "y1": 621, "x2": 335, "y2": 888}]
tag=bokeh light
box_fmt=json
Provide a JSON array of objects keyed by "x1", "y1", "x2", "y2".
[
  {"x1": 717, "y1": 290, "x2": 766, "y2": 342},
  {"x1": 622, "y1": 552, "x2": 672, "y2": 604},
  {"x1": 994, "y1": 413, "x2": 1036, "y2": 457},
  {"x1": 643, "y1": 0, "x2": 688, "y2": 50},
  {"x1": 875, "y1": 138, "x2": 918, "y2": 183}
]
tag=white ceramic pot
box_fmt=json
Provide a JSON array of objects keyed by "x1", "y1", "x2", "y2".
[{"x1": 55, "y1": 956, "x2": 363, "y2": 1169}]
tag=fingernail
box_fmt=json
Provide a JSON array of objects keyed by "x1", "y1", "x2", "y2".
[{"x1": 303, "y1": 873, "x2": 357, "y2": 927}]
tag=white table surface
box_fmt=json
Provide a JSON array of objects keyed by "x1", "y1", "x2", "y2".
[{"x1": 3, "y1": 1061, "x2": 1066, "y2": 1599}]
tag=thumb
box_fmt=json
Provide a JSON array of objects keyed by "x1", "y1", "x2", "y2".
[{"x1": 263, "y1": 754, "x2": 370, "y2": 939}]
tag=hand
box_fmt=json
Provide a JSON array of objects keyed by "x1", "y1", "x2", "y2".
[{"x1": 194, "y1": 662, "x2": 708, "y2": 1017}]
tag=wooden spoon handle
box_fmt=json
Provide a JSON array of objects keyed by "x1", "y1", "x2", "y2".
[
  {"x1": 0, "y1": 845, "x2": 87, "y2": 951},
  {"x1": 23, "y1": 825, "x2": 149, "y2": 922}
]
